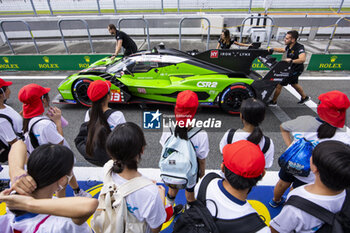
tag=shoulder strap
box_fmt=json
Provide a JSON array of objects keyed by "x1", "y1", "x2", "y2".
[
  {"x1": 104, "y1": 109, "x2": 117, "y2": 119},
  {"x1": 285, "y1": 195, "x2": 334, "y2": 225},
  {"x1": 188, "y1": 127, "x2": 202, "y2": 139},
  {"x1": 227, "y1": 128, "x2": 237, "y2": 144},
  {"x1": 118, "y1": 176, "x2": 154, "y2": 197},
  {"x1": 262, "y1": 136, "x2": 271, "y2": 154},
  {"x1": 197, "y1": 172, "x2": 222, "y2": 204},
  {"x1": 0, "y1": 113, "x2": 14, "y2": 127},
  {"x1": 29, "y1": 118, "x2": 50, "y2": 149}
]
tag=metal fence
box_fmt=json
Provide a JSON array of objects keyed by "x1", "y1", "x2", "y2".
[{"x1": 0, "y1": 0, "x2": 348, "y2": 15}]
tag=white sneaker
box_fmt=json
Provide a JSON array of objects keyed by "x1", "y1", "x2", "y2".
[{"x1": 74, "y1": 189, "x2": 92, "y2": 198}]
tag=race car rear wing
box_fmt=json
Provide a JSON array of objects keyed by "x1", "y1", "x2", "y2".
[
  {"x1": 193, "y1": 49, "x2": 270, "y2": 75},
  {"x1": 251, "y1": 56, "x2": 291, "y2": 102}
]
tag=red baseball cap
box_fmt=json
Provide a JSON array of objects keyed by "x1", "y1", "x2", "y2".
[
  {"x1": 18, "y1": 84, "x2": 50, "y2": 119},
  {"x1": 317, "y1": 90, "x2": 350, "y2": 128},
  {"x1": 223, "y1": 140, "x2": 265, "y2": 178},
  {"x1": 87, "y1": 80, "x2": 111, "y2": 102},
  {"x1": 0, "y1": 78, "x2": 12, "y2": 89},
  {"x1": 174, "y1": 90, "x2": 198, "y2": 126}
]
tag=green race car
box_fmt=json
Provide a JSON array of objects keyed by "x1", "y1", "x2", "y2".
[{"x1": 54, "y1": 46, "x2": 290, "y2": 113}]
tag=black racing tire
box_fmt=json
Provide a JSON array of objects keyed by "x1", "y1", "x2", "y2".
[
  {"x1": 72, "y1": 78, "x2": 93, "y2": 107},
  {"x1": 220, "y1": 84, "x2": 255, "y2": 114}
]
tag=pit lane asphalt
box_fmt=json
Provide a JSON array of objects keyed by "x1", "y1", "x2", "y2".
[{"x1": 2, "y1": 71, "x2": 350, "y2": 171}]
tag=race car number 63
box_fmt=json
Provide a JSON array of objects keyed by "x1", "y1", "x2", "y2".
[{"x1": 110, "y1": 92, "x2": 120, "y2": 102}]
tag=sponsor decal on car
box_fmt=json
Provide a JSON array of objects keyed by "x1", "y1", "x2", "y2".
[
  {"x1": 210, "y1": 50, "x2": 219, "y2": 58},
  {"x1": 197, "y1": 81, "x2": 218, "y2": 88},
  {"x1": 110, "y1": 90, "x2": 122, "y2": 103}
]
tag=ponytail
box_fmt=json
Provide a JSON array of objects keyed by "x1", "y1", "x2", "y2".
[
  {"x1": 86, "y1": 94, "x2": 111, "y2": 157},
  {"x1": 247, "y1": 126, "x2": 263, "y2": 145},
  {"x1": 317, "y1": 122, "x2": 337, "y2": 139},
  {"x1": 174, "y1": 125, "x2": 189, "y2": 140}
]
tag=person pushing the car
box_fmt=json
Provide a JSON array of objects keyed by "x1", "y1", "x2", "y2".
[
  {"x1": 108, "y1": 24, "x2": 137, "y2": 59},
  {"x1": 268, "y1": 30, "x2": 310, "y2": 106}
]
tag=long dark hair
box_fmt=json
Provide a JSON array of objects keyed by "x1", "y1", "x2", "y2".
[
  {"x1": 317, "y1": 122, "x2": 337, "y2": 139},
  {"x1": 86, "y1": 93, "x2": 111, "y2": 157},
  {"x1": 240, "y1": 98, "x2": 266, "y2": 145},
  {"x1": 222, "y1": 29, "x2": 231, "y2": 45},
  {"x1": 106, "y1": 122, "x2": 146, "y2": 173}
]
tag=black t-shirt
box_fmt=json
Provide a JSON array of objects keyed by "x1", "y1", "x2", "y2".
[
  {"x1": 115, "y1": 30, "x2": 138, "y2": 54},
  {"x1": 218, "y1": 38, "x2": 236, "y2": 49},
  {"x1": 285, "y1": 42, "x2": 305, "y2": 72}
]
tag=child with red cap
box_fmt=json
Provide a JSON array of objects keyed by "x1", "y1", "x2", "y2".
[
  {"x1": 159, "y1": 90, "x2": 209, "y2": 205},
  {"x1": 193, "y1": 140, "x2": 270, "y2": 232},
  {"x1": 0, "y1": 78, "x2": 23, "y2": 156},
  {"x1": 270, "y1": 90, "x2": 350, "y2": 208},
  {"x1": 15, "y1": 83, "x2": 91, "y2": 198},
  {"x1": 81, "y1": 79, "x2": 125, "y2": 166},
  {"x1": 0, "y1": 78, "x2": 22, "y2": 191}
]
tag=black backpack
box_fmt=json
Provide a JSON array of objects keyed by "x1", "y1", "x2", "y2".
[
  {"x1": 285, "y1": 189, "x2": 350, "y2": 233},
  {"x1": 173, "y1": 172, "x2": 267, "y2": 233},
  {"x1": 74, "y1": 109, "x2": 116, "y2": 167},
  {"x1": 0, "y1": 114, "x2": 24, "y2": 162},
  {"x1": 227, "y1": 128, "x2": 271, "y2": 154}
]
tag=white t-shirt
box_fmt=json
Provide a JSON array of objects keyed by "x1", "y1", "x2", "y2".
[
  {"x1": 159, "y1": 128, "x2": 209, "y2": 159},
  {"x1": 84, "y1": 109, "x2": 125, "y2": 130},
  {"x1": 281, "y1": 115, "x2": 350, "y2": 183},
  {"x1": 194, "y1": 176, "x2": 270, "y2": 233},
  {"x1": 219, "y1": 129, "x2": 274, "y2": 168},
  {"x1": 0, "y1": 211, "x2": 92, "y2": 233},
  {"x1": 26, "y1": 116, "x2": 70, "y2": 154},
  {"x1": 0, "y1": 104, "x2": 22, "y2": 146},
  {"x1": 270, "y1": 185, "x2": 346, "y2": 233},
  {"x1": 111, "y1": 173, "x2": 166, "y2": 233}
]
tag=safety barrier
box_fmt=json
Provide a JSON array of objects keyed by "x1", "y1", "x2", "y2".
[
  {"x1": 324, "y1": 17, "x2": 350, "y2": 54},
  {"x1": 0, "y1": 0, "x2": 347, "y2": 16},
  {"x1": 1, "y1": 54, "x2": 350, "y2": 71},
  {"x1": 0, "y1": 20, "x2": 40, "y2": 55},
  {"x1": 58, "y1": 19, "x2": 94, "y2": 54},
  {"x1": 179, "y1": 17, "x2": 211, "y2": 51},
  {"x1": 117, "y1": 18, "x2": 151, "y2": 51}
]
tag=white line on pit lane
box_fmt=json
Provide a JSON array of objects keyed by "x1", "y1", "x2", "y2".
[{"x1": 2, "y1": 76, "x2": 350, "y2": 80}]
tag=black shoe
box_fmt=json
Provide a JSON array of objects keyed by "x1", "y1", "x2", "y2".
[
  {"x1": 298, "y1": 96, "x2": 310, "y2": 105},
  {"x1": 268, "y1": 100, "x2": 277, "y2": 106}
]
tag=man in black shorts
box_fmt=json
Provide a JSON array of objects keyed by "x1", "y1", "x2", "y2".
[
  {"x1": 268, "y1": 30, "x2": 310, "y2": 106},
  {"x1": 108, "y1": 24, "x2": 137, "y2": 58}
]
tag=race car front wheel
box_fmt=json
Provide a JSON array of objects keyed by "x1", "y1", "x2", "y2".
[
  {"x1": 220, "y1": 84, "x2": 255, "y2": 114},
  {"x1": 72, "y1": 78, "x2": 93, "y2": 107}
]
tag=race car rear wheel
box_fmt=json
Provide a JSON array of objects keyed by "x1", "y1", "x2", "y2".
[
  {"x1": 220, "y1": 84, "x2": 255, "y2": 114},
  {"x1": 72, "y1": 78, "x2": 93, "y2": 107}
]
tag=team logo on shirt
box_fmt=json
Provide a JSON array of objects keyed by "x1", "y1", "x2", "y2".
[{"x1": 143, "y1": 110, "x2": 162, "y2": 129}]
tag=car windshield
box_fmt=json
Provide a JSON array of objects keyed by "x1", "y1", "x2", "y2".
[{"x1": 106, "y1": 58, "x2": 135, "y2": 74}]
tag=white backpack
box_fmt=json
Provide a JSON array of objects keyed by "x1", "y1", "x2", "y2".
[
  {"x1": 91, "y1": 160, "x2": 153, "y2": 233},
  {"x1": 159, "y1": 127, "x2": 202, "y2": 189}
]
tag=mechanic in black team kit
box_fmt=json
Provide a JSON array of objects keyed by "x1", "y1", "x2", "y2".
[
  {"x1": 108, "y1": 24, "x2": 138, "y2": 58},
  {"x1": 268, "y1": 30, "x2": 310, "y2": 106}
]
